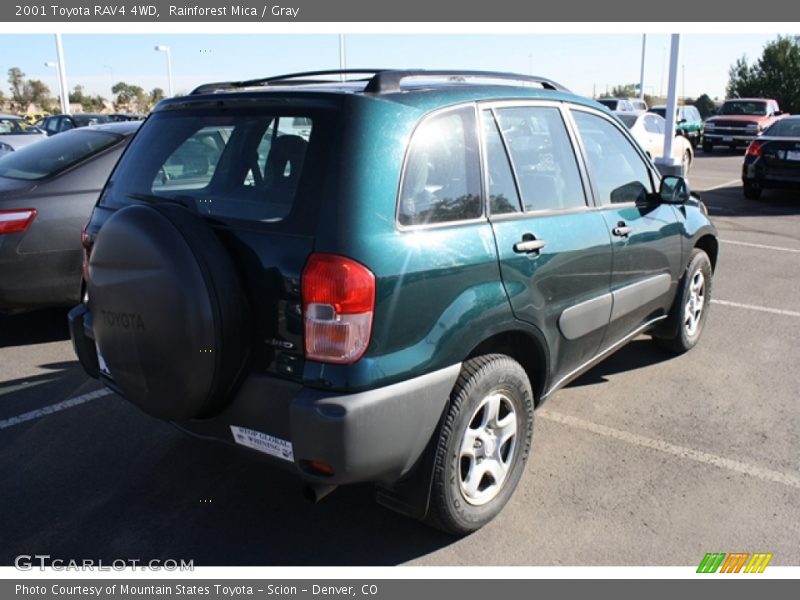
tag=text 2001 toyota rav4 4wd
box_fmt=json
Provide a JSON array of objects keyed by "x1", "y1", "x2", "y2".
[{"x1": 70, "y1": 70, "x2": 718, "y2": 534}]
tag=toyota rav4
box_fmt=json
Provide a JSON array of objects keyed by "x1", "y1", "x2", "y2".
[{"x1": 69, "y1": 69, "x2": 718, "y2": 534}]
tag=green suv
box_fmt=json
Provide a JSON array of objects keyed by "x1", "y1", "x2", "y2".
[
  {"x1": 69, "y1": 70, "x2": 718, "y2": 534},
  {"x1": 649, "y1": 104, "x2": 704, "y2": 148}
]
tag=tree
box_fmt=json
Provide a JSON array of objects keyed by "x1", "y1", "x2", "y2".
[
  {"x1": 727, "y1": 35, "x2": 800, "y2": 113},
  {"x1": 69, "y1": 84, "x2": 106, "y2": 112},
  {"x1": 686, "y1": 94, "x2": 717, "y2": 119},
  {"x1": 7, "y1": 67, "x2": 52, "y2": 112},
  {"x1": 149, "y1": 87, "x2": 165, "y2": 107},
  {"x1": 111, "y1": 81, "x2": 147, "y2": 111}
]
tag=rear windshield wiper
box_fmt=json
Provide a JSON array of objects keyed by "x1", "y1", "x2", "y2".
[{"x1": 127, "y1": 192, "x2": 196, "y2": 211}]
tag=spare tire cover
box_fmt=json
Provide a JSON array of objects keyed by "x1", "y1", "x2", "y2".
[{"x1": 88, "y1": 203, "x2": 250, "y2": 420}]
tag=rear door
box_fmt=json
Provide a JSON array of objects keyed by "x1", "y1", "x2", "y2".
[
  {"x1": 568, "y1": 107, "x2": 683, "y2": 347},
  {"x1": 93, "y1": 103, "x2": 340, "y2": 381},
  {"x1": 483, "y1": 102, "x2": 614, "y2": 382}
]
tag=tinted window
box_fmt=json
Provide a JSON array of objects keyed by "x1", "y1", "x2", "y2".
[
  {"x1": 481, "y1": 110, "x2": 521, "y2": 215},
  {"x1": 494, "y1": 106, "x2": 586, "y2": 212},
  {"x1": 763, "y1": 119, "x2": 800, "y2": 137},
  {"x1": 649, "y1": 107, "x2": 667, "y2": 119},
  {"x1": 0, "y1": 129, "x2": 120, "y2": 180},
  {"x1": 398, "y1": 107, "x2": 481, "y2": 226},
  {"x1": 617, "y1": 114, "x2": 638, "y2": 129},
  {"x1": 102, "y1": 111, "x2": 320, "y2": 223},
  {"x1": 572, "y1": 110, "x2": 653, "y2": 205}
]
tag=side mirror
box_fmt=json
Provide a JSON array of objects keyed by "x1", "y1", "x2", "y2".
[{"x1": 658, "y1": 175, "x2": 690, "y2": 204}]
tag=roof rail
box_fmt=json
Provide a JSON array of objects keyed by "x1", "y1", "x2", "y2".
[
  {"x1": 190, "y1": 69, "x2": 384, "y2": 95},
  {"x1": 363, "y1": 70, "x2": 571, "y2": 93},
  {"x1": 189, "y1": 69, "x2": 570, "y2": 96}
]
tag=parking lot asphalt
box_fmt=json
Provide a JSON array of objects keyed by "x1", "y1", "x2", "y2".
[{"x1": 1, "y1": 149, "x2": 798, "y2": 567}]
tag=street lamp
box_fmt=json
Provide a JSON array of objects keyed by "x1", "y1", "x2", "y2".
[
  {"x1": 154, "y1": 44, "x2": 173, "y2": 97},
  {"x1": 44, "y1": 61, "x2": 68, "y2": 115}
]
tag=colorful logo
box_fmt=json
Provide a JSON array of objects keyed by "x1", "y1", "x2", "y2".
[{"x1": 697, "y1": 552, "x2": 773, "y2": 573}]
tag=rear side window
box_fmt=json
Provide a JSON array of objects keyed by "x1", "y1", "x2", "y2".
[
  {"x1": 0, "y1": 129, "x2": 120, "y2": 180},
  {"x1": 493, "y1": 106, "x2": 587, "y2": 212},
  {"x1": 101, "y1": 110, "x2": 323, "y2": 224},
  {"x1": 398, "y1": 107, "x2": 482, "y2": 227}
]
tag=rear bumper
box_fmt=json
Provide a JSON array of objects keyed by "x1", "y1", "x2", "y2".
[
  {"x1": 69, "y1": 303, "x2": 459, "y2": 486},
  {"x1": 742, "y1": 163, "x2": 800, "y2": 189}
]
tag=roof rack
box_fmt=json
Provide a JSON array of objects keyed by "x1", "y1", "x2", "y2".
[
  {"x1": 190, "y1": 69, "x2": 570, "y2": 96},
  {"x1": 363, "y1": 70, "x2": 570, "y2": 93},
  {"x1": 190, "y1": 70, "x2": 383, "y2": 95}
]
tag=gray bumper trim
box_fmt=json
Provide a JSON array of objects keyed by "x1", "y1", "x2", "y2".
[{"x1": 290, "y1": 363, "x2": 461, "y2": 484}]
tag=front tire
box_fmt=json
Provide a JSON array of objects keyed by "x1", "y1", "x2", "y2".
[
  {"x1": 425, "y1": 354, "x2": 534, "y2": 534},
  {"x1": 653, "y1": 248, "x2": 713, "y2": 354}
]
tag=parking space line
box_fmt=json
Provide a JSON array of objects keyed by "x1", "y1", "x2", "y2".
[
  {"x1": 719, "y1": 239, "x2": 800, "y2": 254},
  {"x1": 696, "y1": 178, "x2": 740, "y2": 192},
  {"x1": 711, "y1": 299, "x2": 800, "y2": 318},
  {"x1": 538, "y1": 409, "x2": 800, "y2": 490},
  {"x1": 0, "y1": 388, "x2": 113, "y2": 431}
]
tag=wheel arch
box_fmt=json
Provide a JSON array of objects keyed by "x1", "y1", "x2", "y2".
[
  {"x1": 465, "y1": 327, "x2": 550, "y2": 406},
  {"x1": 695, "y1": 233, "x2": 719, "y2": 271}
]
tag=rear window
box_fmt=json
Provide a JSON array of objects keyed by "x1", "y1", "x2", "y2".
[
  {"x1": 617, "y1": 114, "x2": 638, "y2": 128},
  {"x1": 0, "y1": 118, "x2": 40, "y2": 135},
  {"x1": 719, "y1": 101, "x2": 767, "y2": 116},
  {"x1": 101, "y1": 109, "x2": 327, "y2": 224},
  {"x1": 763, "y1": 119, "x2": 800, "y2": 137},
  {"x1": 0, "y1": 129, "x2": 120, "y2": 180}
]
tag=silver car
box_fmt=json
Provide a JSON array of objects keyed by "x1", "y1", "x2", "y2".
[{"x1": 0, "y1": 114, "x2": 47, "y2": 156}]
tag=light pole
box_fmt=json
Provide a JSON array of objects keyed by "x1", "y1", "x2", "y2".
[
  {"x1": 154, "y1": 45, "x2": 173, "y2": 97},
  {"x1": 44, "y1": 61, "x2": 68, "y2": 115}
]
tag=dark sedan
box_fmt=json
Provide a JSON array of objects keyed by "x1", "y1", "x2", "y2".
[
  {"x1": 742, "y1": 116, "x2": 800, "y2": 200},
  {"x1": 0, "y1": 121, "x2": 139, "y2": 311}
]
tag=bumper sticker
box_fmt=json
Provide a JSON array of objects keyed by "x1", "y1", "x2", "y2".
[{"x1": 229, "y1": 425, "x2": 294, "y2": 462}]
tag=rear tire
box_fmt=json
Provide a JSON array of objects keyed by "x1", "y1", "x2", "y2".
[
  {"x1": 653, "y1": 248, "x2": 713, "y2": 354},
  {"x1": 425, "y1": 354, "x2": 533, "y2": 534},
  {"x1": 743, "y1": 180, "x2": 762, "y2": 200}
]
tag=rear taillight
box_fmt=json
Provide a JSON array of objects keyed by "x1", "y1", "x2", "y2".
[
  {"x1": 0, "y1": 209, "x2": 37, "y2": 235},
  {"x1": 301, "y1": 253, "x2": 375, "y2": 365},
  {"x1": 746, "y1": 141, "x2": 763, "y2": 157}
]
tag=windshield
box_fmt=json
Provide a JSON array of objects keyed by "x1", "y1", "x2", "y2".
[
  {"x1": 0, "y1": 117, "x2": 42, "y2": 135},
  {"x1": 617, "y1": 114, "x2": 638, "y2": 128},
  {"x1": 649, "y1": 108, "x2": 667, "y2": 118},
  {"x1": 719, "y1": 101, "x2": 767, "y2": 116},
  {"x1": 0, "y1": 129, "x2": 120, "y2": 180},
  {"x1": 100, "y1": 108, "x2": 332, "y2": 225}
]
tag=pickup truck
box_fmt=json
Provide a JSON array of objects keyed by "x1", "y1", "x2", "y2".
[{"x1": 702, "y1": 98, "x2": 786, "y2": 152}]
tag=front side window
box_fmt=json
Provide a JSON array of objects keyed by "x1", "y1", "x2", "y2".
[
  {"x1": 572, "y1": 110, "x2": 653, "y2": 205},
  {"x1": 643, "y1": 114, "x2": 664, "y2": 134},
  {"x1": 398, "y1": 107, "x2": 482, "y2": 226},
  {"x1": 493, "y1": 106, "x2": 587, "y2": 212}
]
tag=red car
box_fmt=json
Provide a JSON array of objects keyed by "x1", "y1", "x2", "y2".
[{"x1": 702, "y1": 98, "x2": 786, "y2": 152}]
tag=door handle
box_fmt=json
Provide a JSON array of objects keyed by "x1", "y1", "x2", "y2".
[
  {"x1": 513, "y1": 236, "x2": 547, "y2": 254},
  {"x1": 612, "y1": 222, "x2": 632, "y2": 238}
]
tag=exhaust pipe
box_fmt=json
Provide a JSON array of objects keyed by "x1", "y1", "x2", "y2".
[{"x1": 302, "y1": 484, "x2": 338, "y2": 503}]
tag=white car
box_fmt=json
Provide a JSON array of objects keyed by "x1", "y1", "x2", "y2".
[
  {"x1": 615, "y1": 111, "x2": 694, "y2": 173},
  {"x1": 0, "y1": 114, "x2": 47, "y2": 156}
]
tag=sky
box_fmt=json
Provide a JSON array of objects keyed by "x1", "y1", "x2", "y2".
[{"x1": 0, "y1": 32, "x2": 792, "y2": 104}]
